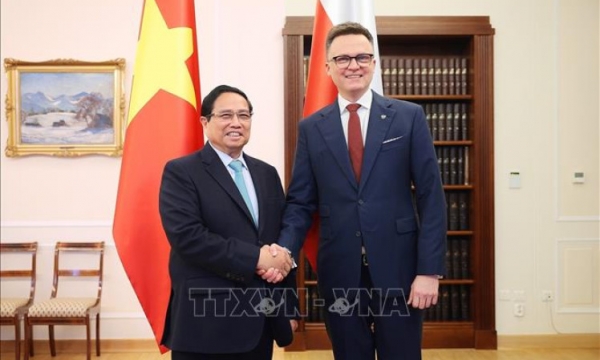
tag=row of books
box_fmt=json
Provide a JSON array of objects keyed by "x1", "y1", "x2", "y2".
[
  {"x1": 437, "y1": 146, "x2": 469, "y2": 185},
  {"x1": 382, "y1": 56, "x2": 469, "y2": 96},
  {"x1": 446, "y1": 191, "x2": 469, "y2": 231},
  {"x1": 424, "y1": 285, "x2": 470, "y2": 322},
  {"x1": 301, "y1": 284, "x2": 471, "y2": 323},
  {"x1": 301, "y1": 56, "x2": 469, "y2": 97},
  {"x1": 445, "y1": 237, "x2": 470, "y2": 279},
  {"x1": 422, "y1": 102, "x2": 469, "y2": 141}
]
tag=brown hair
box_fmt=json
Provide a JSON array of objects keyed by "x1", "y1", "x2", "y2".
[{"x1": 325, "y1": 22, "x2": 374, "y2": 57}]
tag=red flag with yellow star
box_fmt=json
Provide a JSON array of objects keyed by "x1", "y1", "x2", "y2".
[{"x1": 113, "y1": 0, "x2": 203, "y2": 352}]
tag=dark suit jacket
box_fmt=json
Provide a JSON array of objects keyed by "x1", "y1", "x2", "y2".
[
  {"x1": 280, "y1": 92, "x2": 447, "y2": 299},
  {"x1": 159, "y1": 143, "x2": 297, "y2": 354}
]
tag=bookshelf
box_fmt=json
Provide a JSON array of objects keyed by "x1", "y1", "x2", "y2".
[{"x1": 282, "y1": 16, "x2": 496, "y2": 350}]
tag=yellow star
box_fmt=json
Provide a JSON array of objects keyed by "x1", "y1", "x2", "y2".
[{"x1": 127, "y1": 0, "x2": 196, "y2": 125}]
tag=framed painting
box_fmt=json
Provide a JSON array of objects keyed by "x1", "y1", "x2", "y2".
[{"x1": 4, "y1": 58, "x2": 126, "y2": 157}]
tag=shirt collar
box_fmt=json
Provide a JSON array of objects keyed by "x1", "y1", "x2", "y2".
[
  {"x1": 208, "y1": 142, "x2": 248, "y2": 170},
  {"x1": 337, "y1": 90, "x2": 373, "y2": 114}
]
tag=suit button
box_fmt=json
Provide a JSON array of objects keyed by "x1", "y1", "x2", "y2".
[
  {"x1": 356, "y1": 231, "x2": 361, "y2": 237},
  {"x1": 226, "y1": 272, "x2": 231, "y2": 278},
  {"x1": 358, "y1": 199, "x2": 364, "y2": 205}
]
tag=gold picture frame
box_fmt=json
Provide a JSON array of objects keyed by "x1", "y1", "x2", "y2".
[{"x1": 4, "y1": 58, "x2": 126, "y2": 157}]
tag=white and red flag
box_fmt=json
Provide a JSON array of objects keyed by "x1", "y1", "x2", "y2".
[{"x1": 302, "y1": 0, "x2": 383, "y2": 271}]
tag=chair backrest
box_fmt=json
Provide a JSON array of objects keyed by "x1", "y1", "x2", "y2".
[
  {"x1": 0, "y1": 241, "x2": 38, "y2": 306},
  {"x1": 51, "y1": 242, "x2": 104, "y2": 302}
]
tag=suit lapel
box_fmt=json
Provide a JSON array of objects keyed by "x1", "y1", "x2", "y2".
[
  {"x1": 360, "y1": 94, "x2": 395, "y2": 192},
  {"x1": 316, "y1": 104, "x2": 358, "y2": 190},
  {"x1": 202, "y1": 145, "x2": 257, "y2": 229}
]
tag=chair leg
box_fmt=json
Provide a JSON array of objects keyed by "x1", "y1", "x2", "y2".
[
  {"x1": 49, "y1": 325, "x2": 56, "y2": 356},
  {"x1": 14, "y1": 316, "x2": 21, "y2": 360},
  {"x1": 24, "y1": 317, "x2": 31, "y2": 360},
  {"x1": 29, "y1": 324, "x2": 34, "y2": 357},
  {"x1": 95, "y1": 313, "x2": 100, "y2": 356},
  {"x1": 86, "y1": 318, "x2": 91, "y2": 360}
]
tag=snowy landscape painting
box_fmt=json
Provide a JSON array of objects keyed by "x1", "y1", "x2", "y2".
[
  {"x1": 20, "y1": 73, "x2": 115, "y2": 145},
  {"x1": 4, "y1": 58, "x2": 125, "y2": 157}
]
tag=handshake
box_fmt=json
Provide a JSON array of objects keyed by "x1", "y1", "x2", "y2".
[{"x1": 256, "y1": 243, "x2": 294, "y2": 283}]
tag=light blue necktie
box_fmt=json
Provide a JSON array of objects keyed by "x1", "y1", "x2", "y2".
[{"x1": 228, "y1": 160, "x2": 257, "y2": 225}]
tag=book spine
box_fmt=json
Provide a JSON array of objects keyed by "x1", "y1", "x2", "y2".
[
  {"x1": 460, "y1": 57, "x2": 468, "y2": 94},
  {"x1": 451, "y1": 238, "x2": 461, "y2": 279},
  {"x1": 382, "y1": 56, "x2": 391, "y2": 96},
  {"x1": 413, "y1": 57, "x2": 421, "y2": 95},
  {"x1": 448, "y1": 58, "x2": 456, "y2": 95},
  {"x1": 434, "y1": 58, "x2": 442, "y2": 95},
  {"x1": 454, "y1": 57, "x2": 461, "y2": 95},
  {"x1": 431, "y1": 103, "x2": 439, "y2": 141},
  {"x1": 397, "y1": 57, "x2": 405, "y2": 95},
  {"x1": 457, "y1": 147, "x2": 464, "y2": 185},
  {"x1": 460, "y1": 238, "x2": 470, "y2": 279},
  {"x1": 453, "y1": 103, "x2": 461, "y2": 141},
  {"x1": 445, "y1": 103, "x2": 453, "y2": 141},
  {"x1": 460, "y1": 285, "x2": 470, "y2": 320},
  {"x1": 428, "y1": 58, "x2": 435, "y2": 95},
  {"x1": 441, "y1": 285, "x2": 450, "y2": 321},
  {"x1": 450, "y1": 147, "x2": 457, "y2": 185},
  {"x1": 441, "y1": 57, "x2": 449, "y2": 95},
  {"x1": 390, "y1": 57, "x2": 398, "y2": 95},
  {"x1": 450, "y1": 285, "x2": 460, "y2": 320},
  {"x1": 405, "y1": 58, "x2": 413, "y2": 95},
  {"x1": 438, "y1": 105, "x2": 446, "y2": 141},
  {"x1": 425, "y1": 103, "x2": 432, "y2": 137},
  {"x1": 448, "y1": 192, "x2": 459, "y2": 231},
  {"x1": 421, "y1": 58, "x2": 428, "y2": 95},
  {"x1": 460, "y1": 103, "x2": 468, "y2": 140},
  {"x1": 459, "y1": 192, "x2": 469, "y2": 230},
  {"x1": 442, "y1": 147, "x2": 450, "y2": 184}
]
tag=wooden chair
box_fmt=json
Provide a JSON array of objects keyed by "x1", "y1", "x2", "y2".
[
  {"x1": 25, "y1": 241, "x2": 104, "y2": 360},
  {"x1": 0, "y1": 242, "x2": 38, "y2": 360}
]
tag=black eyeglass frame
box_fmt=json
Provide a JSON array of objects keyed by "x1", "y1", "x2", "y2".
[{"x1": 329, "y1": 53, "x2": 374, "y2": 68}]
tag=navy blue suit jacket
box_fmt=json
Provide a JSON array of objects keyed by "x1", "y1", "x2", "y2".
[
  {"x1": 159, "y1": 144, "x2": 297, "y2": 353},
  {"x1": 279, "y1": 92, "x2": 446, "y2": 299}
]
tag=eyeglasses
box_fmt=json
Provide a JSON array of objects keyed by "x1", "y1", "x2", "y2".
[
  {"x1": 207, "y1": 111, "x2": 253, "y2": 122},
  {"x1": 329, "y1": 54, "x2": 374, "y2": 69}
]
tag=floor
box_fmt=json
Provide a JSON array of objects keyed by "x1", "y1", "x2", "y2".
[{"x1": 2, "y1": 347, "x2": 599, "y2": 360}]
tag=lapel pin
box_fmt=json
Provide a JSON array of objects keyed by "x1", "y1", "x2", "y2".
[{"x1": 380, "y1": 115, "x2": 387, "y2": 120}]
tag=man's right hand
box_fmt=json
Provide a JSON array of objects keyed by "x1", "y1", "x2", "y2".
[{"x1": 256, "y1": 244, "x2": 293, "y2": 283}]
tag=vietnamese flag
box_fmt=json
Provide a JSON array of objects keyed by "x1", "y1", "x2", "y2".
[
  {"x1": 113, "y1": 0, "x2": 203, "y2": 352},
  {"x1": 302, "y1": 0, "x2": 383, "y2": 271}
]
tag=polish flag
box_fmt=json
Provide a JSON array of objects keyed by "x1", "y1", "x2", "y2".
[{"x1": 302, "y1": 0, "x2": 383, "y2": 271}]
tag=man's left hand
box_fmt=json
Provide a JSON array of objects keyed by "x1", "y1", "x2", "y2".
[{"x1": 407, "y1": 275, "x2": 439, "y2": 309}]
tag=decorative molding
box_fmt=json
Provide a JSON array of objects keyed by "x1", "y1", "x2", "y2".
[
  {"x1": 553, "y1": 0, "x2": 599, "y2": 223},
  {"x1": 1, "y1": 220, "x2": 113, "y2": 228},
  {"x1": 101, "y1": 311, "x2": 146, "y2": 319},
  {"x1": 556, "y1": 216, "x2": 600, "y2": 222},
  {"x1": 498, "y1": 334, "x2": 600, "y2": 349},
  {"x1": 555, "y1": 238, "x2": 600, "y2": 314}
]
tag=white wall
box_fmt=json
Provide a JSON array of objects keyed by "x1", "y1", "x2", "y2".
[{"x1": 1, "y1": 0, "x2": 598, "y2": 341}]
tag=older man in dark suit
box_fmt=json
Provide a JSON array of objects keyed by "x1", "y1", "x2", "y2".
[{"x1": 159, "y1": 85, "x2": 297, "y2": 359}]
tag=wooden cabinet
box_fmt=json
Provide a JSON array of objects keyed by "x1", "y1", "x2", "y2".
[{"x1": 282, "y1": 16, "x2": 496, "y2": 350}]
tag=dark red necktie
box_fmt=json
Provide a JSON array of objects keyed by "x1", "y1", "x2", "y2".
[{"x1": 347, "y1": 103, "x2": 363, "y2": 182}]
